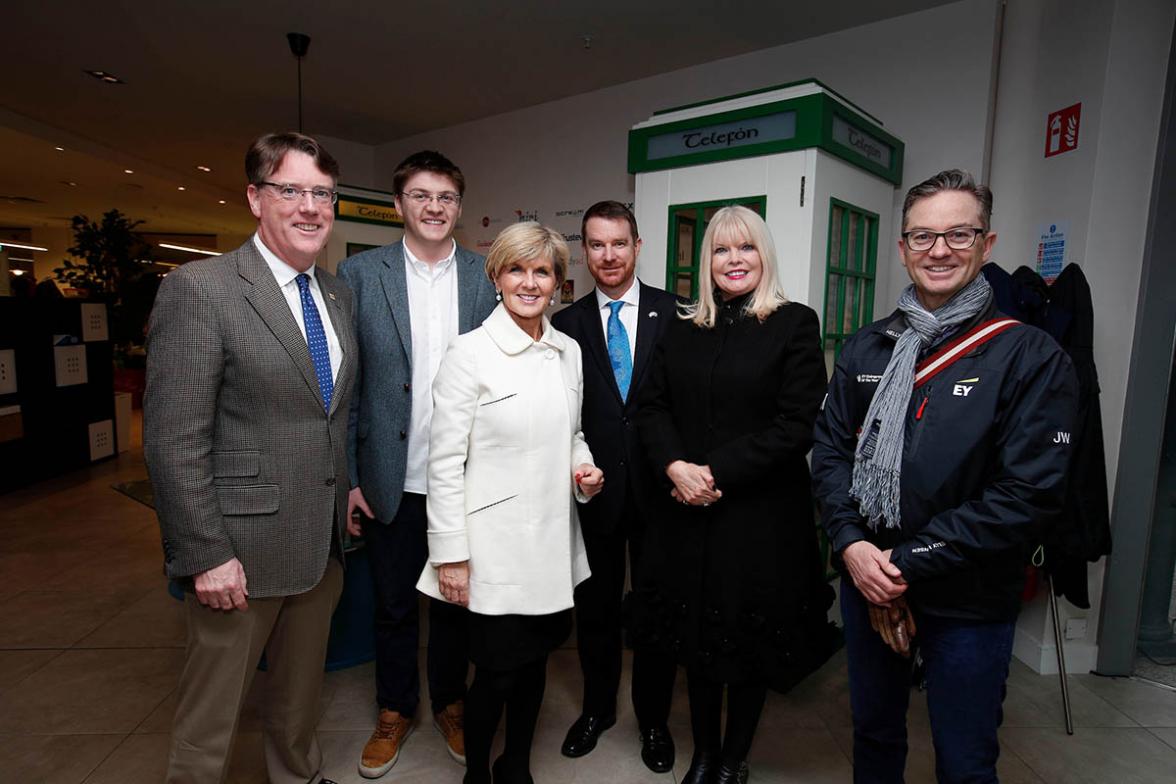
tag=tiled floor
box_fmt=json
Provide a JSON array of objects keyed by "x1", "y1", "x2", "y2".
[{"x1": 3, "y1": 422, "x2": 1176, "y2": 782}]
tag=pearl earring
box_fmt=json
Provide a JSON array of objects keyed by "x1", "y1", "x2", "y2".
[
  {"x1": 550, "y1": 294, "x2": 557, "y2": 305},
  {"x1": 495, "y1": 290, "x2": 502, "y2": 302}
]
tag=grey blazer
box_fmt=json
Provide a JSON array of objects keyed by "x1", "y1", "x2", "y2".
[
  {"x1": 143, "y1": 241, "x2": 358, "y2": 599},
  {"x1": 337, "y1": 240, "x2": 496, "y2": 523}
]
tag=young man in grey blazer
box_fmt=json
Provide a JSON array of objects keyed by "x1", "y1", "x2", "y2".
[
  {"x1": 145, "y1": 132, "x2": 355, "y2": 784},
  {"x1": 338, "y1": 151, "x2": 497, "y2": 779}
]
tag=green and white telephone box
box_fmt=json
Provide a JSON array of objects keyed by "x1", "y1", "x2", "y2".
[{"x1": 629, "y1": 79, "x2": 905, "y2": 362}]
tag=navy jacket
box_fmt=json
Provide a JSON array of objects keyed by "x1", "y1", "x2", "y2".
[{"x1": 812, "y1": 302, "x2": 1079, "y2": 620}]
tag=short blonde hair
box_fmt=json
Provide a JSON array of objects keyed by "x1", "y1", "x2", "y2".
[
  {"x1": 680, "y1": 205, "x2": 788, "y2": 328},
  {"x1": 484, "y1": 222, "x2": 570, "y2": 287}
]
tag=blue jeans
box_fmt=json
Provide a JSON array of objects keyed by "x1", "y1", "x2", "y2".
[{"x1": 841, "y1": 579, "x2": 1015, "y2": 784}]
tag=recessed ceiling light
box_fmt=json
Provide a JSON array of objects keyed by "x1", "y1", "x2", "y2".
[
  {"x1": 84, "y1": 69, "x2": 125, "y2": 84},
  {"x1": 54, "y1": 146, "x2": 65, "y2": 151},
  {"x1": 218, "y1": 199, "x2": 227, "y2": 204},
  {"x1": 124, "y1": 168, "x2": 134, "y2": 174},
  {"x1": 196, "y1": 165, "x2": 211, "y2": 172},
  {"x1": 177, "y1": 186, "x2": 186, "y2": 191},
  {"x1": 0, "y1": 242, "x2": 49, "y2": 252},
  {"x1": 159, "y1": 242, "x2": 222, "y2": 256},
  {"x1": 60, "y1": 180, "x2": 78, "y2": 187}
]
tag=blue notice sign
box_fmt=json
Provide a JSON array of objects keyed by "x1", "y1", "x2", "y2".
[{"x1": 1035, "y1": 221, "x2": 1069, "y2": 282}]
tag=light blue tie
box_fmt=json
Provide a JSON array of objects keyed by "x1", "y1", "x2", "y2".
[
  {"x1": 606, "y1": 301, "x2": 633, "y2": 401},
  {"x1": 296, "y1": 273, "x2": 334, "y2": 412}
]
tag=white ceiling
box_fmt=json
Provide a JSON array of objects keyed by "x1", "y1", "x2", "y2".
[{"x1": 2, "y1": 0, "x2": 954, "y2": 237}]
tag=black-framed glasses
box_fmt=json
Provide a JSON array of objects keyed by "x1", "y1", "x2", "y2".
[
  {"x1": 400, "y1": 190, "x2": 461, "y2": 208},
  {"x1": 902, "y1": 227, "x2": 986, "y2": 252},
  {"x1": 259, "y1": 182, "x2": 338, "y2": 205}
]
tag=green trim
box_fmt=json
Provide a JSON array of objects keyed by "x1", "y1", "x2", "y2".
[
  {"x1": 822, "y1": 198, "x2": 879, "y2": 360},
  {"x1": 653, "y1": 77, "x2": 883, "y2": 126},
  {"x1": 335, "y1": 193, "x2": 404, "y2": 227},
  {"x1": 664, "y1": 196, "x2": 767, "y2": 298},
  {"x1": 630, "y1": 91, "x2": 903, "y2": 185}
]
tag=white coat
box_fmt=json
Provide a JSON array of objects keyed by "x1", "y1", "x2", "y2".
[{"x1": 417, "y1": 303, "x2": 594, "y2": 615}]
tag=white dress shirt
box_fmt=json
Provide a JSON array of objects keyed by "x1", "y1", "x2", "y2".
[
  {"x1": 252, "y1": 234, "x2": 342, "y2": 383},
  {"x1": 594, "y1": 278, "x2": 640, "y2": 357},
  {"x1": 404, "y1": 239, "x2": 460, "y2": 493}
]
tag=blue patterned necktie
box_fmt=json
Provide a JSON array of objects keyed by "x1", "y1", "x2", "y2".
[
  {"x1": 296, "y1": 273, "x2": 334, "y2": 412},
  {"x1": 606, "y1": 301, "x2": 633, "y2": 401}
]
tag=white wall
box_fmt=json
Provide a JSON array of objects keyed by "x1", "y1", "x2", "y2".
[
  {"x1": 372, "y1": 0, "x2": 999, "y2": 313},
  {"x1": 337, "y1": 0, "x2": 1172, "y2": 672},
  {"x1": 988, "y1": 0, "x2": 1174, "y2": 673}
]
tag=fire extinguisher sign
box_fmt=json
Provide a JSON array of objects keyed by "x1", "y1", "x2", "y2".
[{"x1": 1045, "y1": 103, "x2": 1081, "y2": 158}]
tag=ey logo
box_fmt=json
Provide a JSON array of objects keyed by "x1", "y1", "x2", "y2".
[{"x1": 953, "y1": 377, "x2": 979, "y2": 397}]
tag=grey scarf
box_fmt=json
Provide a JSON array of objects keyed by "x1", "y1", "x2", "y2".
[{"x1": 850, "y1": 275, "x2": 993, "y2": 530}]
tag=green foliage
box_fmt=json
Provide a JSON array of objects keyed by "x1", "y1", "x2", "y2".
[{"x1": 54, "y1": 209, "x2": 155, "y2": 345}]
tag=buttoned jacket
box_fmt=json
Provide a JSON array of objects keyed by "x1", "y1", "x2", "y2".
[
  {"x1": 337, "y1": 240, "x2": 496, "y2": 523},
  {"x1": 417, "y1": 304, "x2": 593, "y2": 615},
  {"x1": 144, "y1": 241, "x2": 357, "y2": 598}
]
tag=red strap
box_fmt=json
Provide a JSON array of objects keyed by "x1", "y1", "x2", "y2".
[{"x1": 913, "y1": 318, "x2": 1021, "y2": 389}]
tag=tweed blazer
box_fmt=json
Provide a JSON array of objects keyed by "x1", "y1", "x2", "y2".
[
  {"x1": 417, "y1": 304, "x2": 593, "y2": 615},
  {"x1": 144, "y1": 240, "x2": 357, "y2": 599},
  {"x1": 337, "y1": 240, "x2": 497, "y2": 523}
]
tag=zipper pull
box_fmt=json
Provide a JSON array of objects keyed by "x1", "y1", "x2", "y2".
[{"x1": 916, "y1": 394, "x2": 929, "y2": 421}]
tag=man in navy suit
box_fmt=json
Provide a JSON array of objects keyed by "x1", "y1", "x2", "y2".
[
  {"x1": 551, "y1": 201, "x2": 679, "y2": 773},
  {"x1": 337, "y1": 151, "x2": 496, "y2": 779}
]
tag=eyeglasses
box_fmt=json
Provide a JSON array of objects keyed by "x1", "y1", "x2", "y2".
[
  {"x1": 259, "y1": 182, "x2": 338, "y2": 205},
  {"x1": 902, "y1": 227, "x2": 987, "y2": 252},
  {"x1": 400, "y1": 190, "x2": 461, "y2": 208}
]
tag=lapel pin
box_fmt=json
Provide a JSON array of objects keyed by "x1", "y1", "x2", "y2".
[
  {"x1": 648, "y1": 311, "x2": 658, "y2": 318},
  {"x1": 328, "y1": 292, "x2": 337, "y2": 301}
]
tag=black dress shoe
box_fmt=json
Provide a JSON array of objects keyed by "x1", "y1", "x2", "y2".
[
  {"x1": 560, "y1": 713, "x2": 616, "y2": 757},
  {"x1": 714, "y1": 760, "x2": 749, "y2": 784},
  {"x1": 681, "y1": 751, "x2": 719, "y2": 784},
  {"x1": 639, "y1": 726, "x2": 675, "y2": 773}
]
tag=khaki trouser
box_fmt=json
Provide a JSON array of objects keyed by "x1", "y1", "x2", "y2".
[{"x1": 165, "y1": 558, "x2": 344, "y2": 784}]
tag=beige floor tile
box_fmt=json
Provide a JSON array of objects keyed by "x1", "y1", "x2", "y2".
[
  {"x1": 0, "y1": 649, "x2": 60, "y2": 692},
  {"x1": 136, "y1": 688, "x2": 178, "y2": 734},
  {"x1": 1148, "y1": 726, "x2": 1176, "y2": 749},
  {"x1": 0, "y1": 732, "x2": 124, "y2": 784},
  {"x1": 1002, "y1": 660, "x2": 1138, "y2": 728},
  {"x1": 0, "y1": 589, "x2": 126, "y2": 648},
  {"x1": 83, "y1": 732, "x2": 169, "y2": 784},
  {"x1": 1003, "y1": 726, "x2": 1176, "y2": 784},
  {"x1": 0, "y1": 550, "x2": 88, "y2": 592},
  {"x1": 1071, "y1": 674, "x2": 1176, "y2": 727},
  {"x1": 0, "y1": 648, "x2": 182, "y2": 734},
  {"x1": 75, "y1": 583, "x2": 186, "y2": 648}
]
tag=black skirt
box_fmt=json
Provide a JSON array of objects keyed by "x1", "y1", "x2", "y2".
[{"x1": 468, "y1": 608, "x2": 573, "y2": 671}]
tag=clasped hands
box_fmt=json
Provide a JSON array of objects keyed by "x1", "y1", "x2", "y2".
[
  {"x1": 666, "y1": 460, "x2": 722, "y2": 506},
  {"x1": 843, "y1": 540, "x2": 916, "y2": 657}
]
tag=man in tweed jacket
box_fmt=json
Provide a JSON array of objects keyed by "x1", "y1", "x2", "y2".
[{"x1": 144, "y1": 132, "x2": 356, "y2": 784}]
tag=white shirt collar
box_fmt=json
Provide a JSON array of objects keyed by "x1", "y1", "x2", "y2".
[
  {"x1": 594, "y1": 277, "x2": 639, "y2": 310},
  {"x1": 482, "y1": 302, "x2": 566, "y2": 355},
  {"x1": 253, "y1": 233, "x2": 314, "y2": 289},
  {"x1": 404, "y1": 239, "x2": 457, "y2": 277}
]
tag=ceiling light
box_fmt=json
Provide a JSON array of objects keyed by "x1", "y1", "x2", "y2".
[
  {"x1": 177, "y1": 186, "x2": 186, "y2": 191},
  {"x1": 54, "y1": 146, "x2": 65, "y2": 152},
  {"x1": 124, "y1": 168, "x2": 134, "y2": 174},
  {"x1": 218, "y1": 199, "x2": 226, "y2": 204},
  {"x1": 60, "y1": 180, "x2": 77, "y2": 187},
  {"x1": 10, "y1": 270, "x2": 25, "y2": 276},
  {"x1": 196, "y1": 165, "x2": 211, "y2": 172},
  {"x1": 0, "y1": 242, "x2": 49, "y2": 252},
  {"x1": 158, "y1": 242, "x2": 222, "y2": 257},
  {"x1": 84, "y1": 69, "x2": 126, "y2": 84},
  {"x1": 8, "y1": 256, "x2": 34, "y2": 263}
]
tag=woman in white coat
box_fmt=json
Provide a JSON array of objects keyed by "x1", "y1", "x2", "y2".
[{"x1": 418, "y1": 222, "x2": 604, "y2": 784}]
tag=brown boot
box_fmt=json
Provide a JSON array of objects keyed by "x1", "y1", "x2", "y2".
[
  {"x1": 358, "y1": 709, "x2": 413, "y2": 778},
  {"x1": 434, "y1": 700, "x2": 467, "y2": 765}
]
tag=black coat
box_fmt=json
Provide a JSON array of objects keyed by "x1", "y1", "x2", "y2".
[
  {"x1": 551, "y1": 282, "x2": 680, "y2": 533},
  {"x1": 632, "y1": 296, "x2": 835, "y2": 689}
]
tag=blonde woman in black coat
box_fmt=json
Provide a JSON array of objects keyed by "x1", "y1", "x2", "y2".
[{"x1": 634, "y1": 205, "x2": 834, "y2": 784}]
